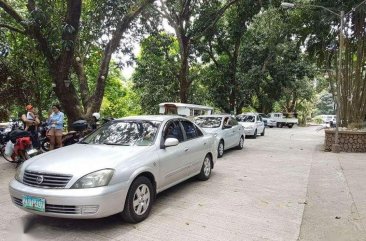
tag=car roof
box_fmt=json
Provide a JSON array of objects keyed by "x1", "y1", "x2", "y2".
[
  {"x1": 238, "y1": 112, "x2": 258, "y2": 116},
  {"x1": 116, "y1": 115, "x2": 190, "y2": 122},
  {"x1": 196, "y1": 114, "x2": 230, "y2": 118}
]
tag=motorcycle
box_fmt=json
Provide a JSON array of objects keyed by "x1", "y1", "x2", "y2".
[
  {"x1": 40, "y1": 120, "x2": 90, "y2": 152},
  {"x1": 0, "y1": 119, "x2": 38, "y2": 164}
]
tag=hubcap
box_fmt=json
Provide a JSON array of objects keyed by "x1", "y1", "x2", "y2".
[
  {"x1": 203, "y1": 157, "x2": 211, "y2": 176},
  {"x1": 240, "y1": 137, "x2": 244, "y2": 147},
  {"x1": 133, "y1": 184, "x2": 150, "y2": 215}
]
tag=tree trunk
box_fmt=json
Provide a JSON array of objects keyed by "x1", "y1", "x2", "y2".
[{"x1": 178, "y1": 36, "x2": 190, "y2": 103}]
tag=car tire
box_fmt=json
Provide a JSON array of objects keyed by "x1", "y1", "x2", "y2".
[
  {"x1": 269, "y1": 126, "x2": 273, "y2": 128},
  {"x1": 40, "y1": 138, "x2": 50, "y2": 152},
  {"x1": 288, "y1": 124, "x2": 293, "y2": 128},
  {"x1": 121, "y1": 176, "x2": 154, "y2": 223},
  {"x1": 217, "y1": 140, "x2": 224, "y2": 158},
  {"x1": 253, "y1": 130, "x2": 257, "y2": 139},
  {"x1": 197, "y1": 154, "x2": 212, "y2": 181},
  {"x1": 277, "y1": 123, "x2": 283, "y2": 128},
  {"x1": 261, "y1": 128, "x2": 265, "y2": 136},
  {"x1": 237, "y1": 136, "x2": 244, "y2": 150}
]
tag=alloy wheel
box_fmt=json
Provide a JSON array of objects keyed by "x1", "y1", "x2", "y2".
[{"x1": 133, "y1": 184, "x2": 151, "y2": 216}]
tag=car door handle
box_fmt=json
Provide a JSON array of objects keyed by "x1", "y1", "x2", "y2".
[{"x1": 184, "y1": 148, "x2": 189, "y2": 152}]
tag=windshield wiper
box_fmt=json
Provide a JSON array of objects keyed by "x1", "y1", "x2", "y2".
[
  {"x1": 103, "y1": 142, "x2": 126, "y2": 146},
  {"x1": 78, "y1": 140, "x2": 88, "y2": 144}
]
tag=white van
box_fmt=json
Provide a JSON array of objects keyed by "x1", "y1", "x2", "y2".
[{"x1": 159, "y1": 103, "x2": 213, "y2": 117}]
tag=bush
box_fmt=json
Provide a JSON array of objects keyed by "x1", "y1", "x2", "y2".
[{"x1": 313, "y1": 116, "x2": 323, "y2": 124}]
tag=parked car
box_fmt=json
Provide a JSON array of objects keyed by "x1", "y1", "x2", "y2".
[
  {"x1": 9, "y1": 115, "x2": 217, "y2": 223},
  {"x1": 266, "y1": 113, "x2": 298, "y2": 128},
  {"x1": 194, "y1": 115, "x2": 245, "y2": 158},
  {"x1": 258, "y1": 113, "x2": 270, "y2": 126},
  {"x1": 236, "y1": 113, "x2": 265, "y2": 138}
]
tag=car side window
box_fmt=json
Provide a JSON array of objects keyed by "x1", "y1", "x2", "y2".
[
  {"x1": 181, "y1": 121, "x2": 199, "y2": 140},
  {"x1": 229, "y1": 118, "x2": 238, "y2": 126},
  {"x1": 223, "y1": 117, "x2": 230, "y2": 127},
  {"x1": 196, "y1": 126, "x2": 203, "y2": 137},
  {"x1": 163, "y1": 121, "x2": 184, "y2": 142}
]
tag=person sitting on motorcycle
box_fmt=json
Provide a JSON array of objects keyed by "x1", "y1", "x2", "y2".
[
  {"x1": 47, "y1": 104, "x2": 64, "y2": 150},
  {"x1": 91, "y1": 112, "x2": 100, "y2": 130},
  {"x1": 21, "y1": 105, "x2": 40, "y2": 149}
]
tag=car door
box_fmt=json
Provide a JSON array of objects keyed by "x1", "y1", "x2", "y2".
[
  {"x1": 256, "y1": 115, "x2": 264, "y2": 133},
  {"x1": 229, "y1": 117, "x2": 241, "y2": 146},
  {"x1": 180, "y1": 120, "x2": 208, "y2": 175},
  {"x1": 221, "y1": 116, "x2": 234, "y2": 148},
  {"x1": 158, "y1": 120, "x2": 190, "y2": 188}
]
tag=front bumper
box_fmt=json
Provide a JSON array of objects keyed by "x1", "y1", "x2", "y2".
[
  {"x1": 9, "y1": 179, "x2": 128, "y2": 219},
  {"x1": 244, "y1": 129, "x2": 256, "y2": 136}
]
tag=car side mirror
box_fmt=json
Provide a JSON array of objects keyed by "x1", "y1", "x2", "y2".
[{"x1": 164, "y1": 138, "x2": 179, "y2": 148}]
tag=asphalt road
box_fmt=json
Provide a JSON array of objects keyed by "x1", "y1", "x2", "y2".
[{"x1": 0, "y1": 126, "x2": 365, "y2": 241}]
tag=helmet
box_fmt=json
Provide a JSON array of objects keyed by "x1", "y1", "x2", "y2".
[
  {"x1": 92, "y1": 112, "x2": 100, "y2": 120},
  {"x1": 26, "y1": 104, "x2": 33, "y2": 111}
]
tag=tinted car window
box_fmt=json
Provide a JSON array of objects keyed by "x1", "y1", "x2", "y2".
[
  {"x1": 237, "y1": 115, "x2": 255, "y2": 122},
  {"x1": 83, "y1": 120, "x2": 161, "y2": 146},
  {"x1": 181, "y1": 121, "x2": 199, "y2": 140},
  {"x1": 163, "y1": 121, "x2": 184, "y2": 142}
]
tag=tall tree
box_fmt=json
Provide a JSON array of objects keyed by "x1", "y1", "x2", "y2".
[
  {"x1": 287, "y1": 0, "x2": 366, "y2": 126},
  {"x1": 237, "y1": 8, "x2": 316, "y2": 114},
  {"x1": 0, "y1": 0, "x2": 154, "y2": 124},
  {"x1": 133, "y1": 33, "x2": 181, "y2": 114},
  {"x1": 197, "y1": 0, "x2": 269, "y2": 113},
  {"x1": 154, "y1": 0, "x2": 238, "y2": 103}
]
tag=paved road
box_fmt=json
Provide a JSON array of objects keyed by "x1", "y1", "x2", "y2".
[{"x1": 0, "y1": 126, "x2": 365, "y2": 241}]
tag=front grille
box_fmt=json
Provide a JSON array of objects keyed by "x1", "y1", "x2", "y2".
[
  {"x1": 23, "y1": 170, "x2": 72, "y2": 188},
  {"x1": 12, "y1": 197, "x2": 82, "y2": 214}
]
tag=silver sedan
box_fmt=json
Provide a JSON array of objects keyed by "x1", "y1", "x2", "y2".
[
  {"x1": 194, "y1": 115, "x2": 245, "y2": 158},
  {"x1": 9, "y1": 115, "x2": 217, "y2": 223}
]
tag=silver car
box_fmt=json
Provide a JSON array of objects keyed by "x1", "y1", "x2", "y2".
[
  {"x1": 194, "y1": 115, "x2": 245, "y2": 158},
  {"x1": 236, "y1": 113, "x2": 265, "y2": 138},
  {"x1": 9, "y1": 116, "x2": 217, "y2": 223}
]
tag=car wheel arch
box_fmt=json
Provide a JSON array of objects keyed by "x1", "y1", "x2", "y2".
[
  {"x1": 127, "y1": 169, "x2": 158, "y2": 194},
  {"x1": 206, "y1": 152, "x2": 214, "y2": 169}
]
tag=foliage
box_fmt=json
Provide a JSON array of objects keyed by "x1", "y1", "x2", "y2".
[
  {"x1": 133, "y1": 32, "x2": 180, "y2": 114},
  {"x1": 315, "y1": 92, "x2": 335, "y2": 115},
  {"x1": 237, "y1": 8, "x2": 316, "y2": 115},
  {"x1": 101, "y1": 71, "x2": 141, "y2": 118},
  {"x1": 284, "y1": 0, "x2": 366, "y2": 126},
  {"x1": 197, "y1": 0, "x2": 271, "y2": 113},
  {"x1": 0, "y1": 0, "x2": 155, "y2": 125}
]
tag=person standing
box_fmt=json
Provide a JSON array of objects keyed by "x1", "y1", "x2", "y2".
[
  {"x1": 21, "y1": 105, "x2": 40, "y2": 149},
  {"x1": 48, "y1": 104, "x2": 64, "y2": 150}
]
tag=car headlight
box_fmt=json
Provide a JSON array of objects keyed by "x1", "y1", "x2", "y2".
[
  {"x1": 71, "y1": 169, "x2": 114, "y2": 189},
  {"x1": 15, "y1": 163, "x2": 24, "y2": 182}
]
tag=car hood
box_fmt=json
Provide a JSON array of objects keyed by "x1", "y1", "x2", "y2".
[
  {"x1": 238, "y1": 122, "x2": 255, "y2": 128},
  {"x1": 201, "y1": 127, "x2": 221, "y2": 134},
  {"x1": 23, "y1": 144, "x2": 153, "y2": 176}
]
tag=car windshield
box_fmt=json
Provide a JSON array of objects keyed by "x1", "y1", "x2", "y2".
[
  {"x1": 82, "y1": 120, "x2": 161, "y2": 146},
  {"x1": 237, "y1": 115, "x2": 255, "y2": 122},
  {"x1": 194, "y1": 117, "x2": 222, "y2": 128}
]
